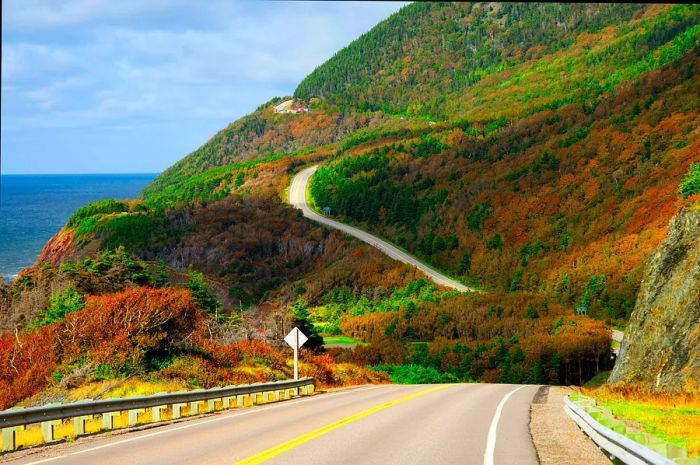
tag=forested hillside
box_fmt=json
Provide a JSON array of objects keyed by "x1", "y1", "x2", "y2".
[
  {"x1": 1, "y1": 3, "x2": 698, "y2": 406},
  {"x1": 295, "y1": 3, "x2": 646, "y2": 117}
]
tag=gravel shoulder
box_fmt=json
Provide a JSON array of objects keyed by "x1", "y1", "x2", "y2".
[{"x1": 530, "y1": 386, "x2": 612, "y2": 465}]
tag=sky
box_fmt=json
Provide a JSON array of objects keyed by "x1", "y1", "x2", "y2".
[{"x1": 1, "y1": 1, "x2": 406, "y2": 174}]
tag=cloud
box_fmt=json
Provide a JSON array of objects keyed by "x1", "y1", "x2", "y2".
[
  {"x1": 2, "y1": 43, "x2": 74, "y2": 81},
  {"x1": 3, "y1": 0, "x2": 186, "y2": 29},
  {"x1": 1, "y1": 1, "x2": 408, "y2": 172}
]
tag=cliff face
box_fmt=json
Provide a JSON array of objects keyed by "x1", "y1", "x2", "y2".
[{"x1": 610, "y1": 207, "x2": 700, "y2": 391}]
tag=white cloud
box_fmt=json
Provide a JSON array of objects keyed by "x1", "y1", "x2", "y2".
[
  {"x1": 24, "y1": 75, "x2": 89, "y2": 109},
  {"x1": 3, "y1": 0, "x2": 185, "y2": 29},
  {"x1": 2, "y1": 43, "x2": 74, "y2": 81},
  {"x1": 1, "y1": 1, "x2": 408, "y2": 172}
]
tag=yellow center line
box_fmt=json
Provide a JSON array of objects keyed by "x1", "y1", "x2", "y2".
[{"x1": 233, "y1": 384, "x2": 453, "y2": 465}]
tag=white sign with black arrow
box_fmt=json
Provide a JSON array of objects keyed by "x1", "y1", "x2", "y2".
[{"x1": 284, "y1": 327, "x2": 308, "y2": 382}]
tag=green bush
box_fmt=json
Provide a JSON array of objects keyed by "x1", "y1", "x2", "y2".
[
  {"x1": 679, "y1": 163, "x2": 700, "y2": 198},
  {"x1": 371, "y1": 364, "x2": 458, "y2": 384},
  {"x1": 29, "y1": 287, "x2": 85, "y2": 328},
  {"x1": 67, "y1": 199, "x2": 129, "y2": 228}
]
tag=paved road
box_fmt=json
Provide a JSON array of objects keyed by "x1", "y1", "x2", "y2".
[
  {"x1": 6, "y1": 384, "x2": 539, "y2": 465},
  {"x1": 289, "y1": 166, "x2": 475, "y2": 293},
  {"x1": 611, "y1": 330, "x2": 624, "y2": 343}
]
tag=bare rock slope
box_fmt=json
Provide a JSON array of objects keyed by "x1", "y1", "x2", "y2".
[{"x1": 610, "y1": 207, "x2": 700, "y2": 390}]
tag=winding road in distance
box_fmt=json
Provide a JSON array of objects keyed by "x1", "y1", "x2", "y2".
[
  {"x1": 8, "y1": 384, "x2": 540, "y2": 465},
  {"x1": 290, "y1": 166, "x2": 625, "y2": 343},
  {"x1": 289, "y1": 166, "x2": 476, "y2": 293}
]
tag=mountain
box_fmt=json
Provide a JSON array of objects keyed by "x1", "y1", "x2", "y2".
[
  {"x1": 1, "y1": 2, "x2": 699, "y2": 406},
  {"x1": 294, "y1": 3, "x2": 645, "y2": 117}
]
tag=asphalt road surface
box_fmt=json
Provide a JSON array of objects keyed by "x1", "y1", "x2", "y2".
[
  {"x1": 289, "y1": 166, "x2": 476, "y2": 293},
  {"x1": 6, "y1": 384, "x2": 540, "y2": 465}
]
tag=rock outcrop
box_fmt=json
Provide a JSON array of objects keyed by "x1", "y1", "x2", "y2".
[{"x1": 609, "y1": 207, "x2": 700, "y2": 391}]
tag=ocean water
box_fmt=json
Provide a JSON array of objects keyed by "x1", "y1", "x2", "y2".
[{"x1": 0, "y1": 174, "x2": 157, "y2": 279}]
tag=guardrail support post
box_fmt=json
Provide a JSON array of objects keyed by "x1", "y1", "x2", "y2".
[
  {"x1": 128, "y1": 408, "x2": 145, "y2": 426},
  {"x1": 2, "y1": 427, "x2": 17, "y2": 451},
  {"x1": 172, "y1": 403, "x2": 187, "y2": 419},
  {"x1": 73, "y1": 415, "x2": 89, "y2": 436},
  {"x1": 151, "y1": 405, "x2": 167, "y2": 423},
  {"x1": 189, "y1": 401, "x2": 202, "y2": 416},
  {"x1": 207, "y1": 399, "x2": 218, "y2": 412},
  {"x1": 223, "y1": 396, "x2": 233, "y2": 409},
  {"x1": 102, "y1": 412, "x2": 118, "y2": 430},
  {"x1": 41, "y1": 420, "x2": 60, "y2": 443}
]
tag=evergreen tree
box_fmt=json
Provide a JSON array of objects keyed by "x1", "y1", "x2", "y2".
[
  {"x1": 290, "y1": 299, "x2": 324, "y2": 351},
  {"x1": 185, "y1": 270, "x2": 222, "y2": 317}
]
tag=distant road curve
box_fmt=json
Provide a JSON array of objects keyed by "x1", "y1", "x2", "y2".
[{"x1": 289, "y1": 166, "x2": 475, "y2": 293}]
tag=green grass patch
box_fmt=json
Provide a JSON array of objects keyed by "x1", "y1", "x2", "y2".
[
  {"x1": 322, "y1": 335, "x2": 365, "y2": 345},
  {"x1": 597, "y1": 399, "x2": 700, "y2": 456}
]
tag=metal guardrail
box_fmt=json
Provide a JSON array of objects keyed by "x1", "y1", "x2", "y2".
[
  {"x1": 1, "y1": 377, "x2": 314, "y2": 451},
  {"x1": 564, "y1": 395, "x2": 677, "y2": 465}
]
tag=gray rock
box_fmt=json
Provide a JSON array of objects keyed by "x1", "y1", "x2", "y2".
[{"x1": 609, "y1": 207, "x2": 700, "y2": 391}]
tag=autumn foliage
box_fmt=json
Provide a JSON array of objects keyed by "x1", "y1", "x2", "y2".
[{"x1": 0, "y1": 286, "x2": 383, "y2": 410}]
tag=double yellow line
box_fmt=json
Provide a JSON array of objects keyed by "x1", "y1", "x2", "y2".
[{"x1": 234, "y1": 384, "x2": 452, "y2": 465}]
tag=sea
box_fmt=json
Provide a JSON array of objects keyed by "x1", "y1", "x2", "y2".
[{"x1": 0, "y1": 174, "x2": 157, "y2": 281}]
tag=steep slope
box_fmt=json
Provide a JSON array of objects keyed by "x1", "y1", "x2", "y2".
[
  {"x1": 309, "y1": 47, "x2": 699, "y2": 324},
  {"x1": 295, "y1": 3, "x2": 645, "y2": 118},
  {"x1": 609, "y1": 206, "x2": 700, "y2": 391}
]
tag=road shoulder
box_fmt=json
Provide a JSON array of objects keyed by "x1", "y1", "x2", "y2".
[{"x1": 529, "y1": 386, "x2": 611, "y2": 465}]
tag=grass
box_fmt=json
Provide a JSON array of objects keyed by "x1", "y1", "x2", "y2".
[
  {"x1": 66, "y1": 378, "x2": 189, "y2": 402},
  {"x1": 584, "y1": 384, "x2": 700, "y2": 457},
  {"x1": 598, "y1": 400, "x2": 700, "y2": 456},
  {"x1": 323, "y1": 335, "x2": 365, "y2": 345}
]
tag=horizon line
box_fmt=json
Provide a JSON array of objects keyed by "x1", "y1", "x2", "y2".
[{"x1": 0, "y1": 172, "x2": 160, "y2": 176}]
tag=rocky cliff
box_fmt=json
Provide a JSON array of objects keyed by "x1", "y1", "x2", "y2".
[{"x1": 610, "y1": 207, "x2": 700, "y2": 391}]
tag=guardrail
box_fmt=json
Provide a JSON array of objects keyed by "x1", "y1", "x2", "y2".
[
  {"x1": 564, "y1": 395, "x2": 692, "y2": 465},
  {"x1": 1, "y1": 377, "x2": 315, "y2": 452}
]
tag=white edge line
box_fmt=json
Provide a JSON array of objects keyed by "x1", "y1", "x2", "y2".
[
  {"x1": 484, "y1": 385, "x2": 527, "y2": 465},
  {"x1": 16, "y1": 385, "x2": 388, "y2": 465}
]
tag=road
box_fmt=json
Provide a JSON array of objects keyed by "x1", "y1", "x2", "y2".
[
  {"x1": 289, "y1": 166, "x2": 475, "y2": 293},
  {"x1": 611, "y1": 330, "x2": 624, "y2": 343},
  {"x1": 6, "y1": 384, "x2": 540, "y2": 465}
]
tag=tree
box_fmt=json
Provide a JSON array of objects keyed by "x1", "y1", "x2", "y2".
[
  {"x1": 457, "y1": 250, "x2": 471, "y2": 275},
  {"x1": 524, "y1": 304, "x2": 539, "y2": 320},
  {"x1": 30, "y1": 287, "x2": 85, "y2": 328},
  {"x1": 486, "y1": 233, "x2": 502, "y2": 250},
  {"x1": 234, "y1": 171, "x2": 245, "y2": 189},
  {"x1": 679, "y1": 163, "x2": 700, "y2": 198},
  {"x1": 185, "y1": 270, "x2": 222, "y2": 317},
  {"x1": 290, "y1": 299, "x2": 324, "y2": 351}
]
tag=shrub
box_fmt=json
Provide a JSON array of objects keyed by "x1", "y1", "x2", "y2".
[
  {"x1": 29, "y1": 287, "x2": 85, "y2": 328},
  {"x1": 679, "y1": 163, "x2": 700, "y2": 198},
  {"x1": 372, "y1": 364, "x2": 458, "y2": 384},
  {"x1": 67, "y1": 199, "x2": 129, "y2": 228},
  {"x1": 62, "y1": 287, "x2": 203, "y2": 373}
]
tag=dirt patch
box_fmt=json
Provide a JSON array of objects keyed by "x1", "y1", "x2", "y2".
[{"x1": 530, "y1": 386, "x2": 612, "y2": 465}]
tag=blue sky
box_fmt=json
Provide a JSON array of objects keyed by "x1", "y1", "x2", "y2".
[{"x1": 1, "y1": 1, "x2": 406, "y2": 174}]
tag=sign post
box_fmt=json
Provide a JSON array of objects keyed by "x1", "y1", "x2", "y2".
[{"x1": 284, "y1": 327, "x2": 308, "y2": 395}]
